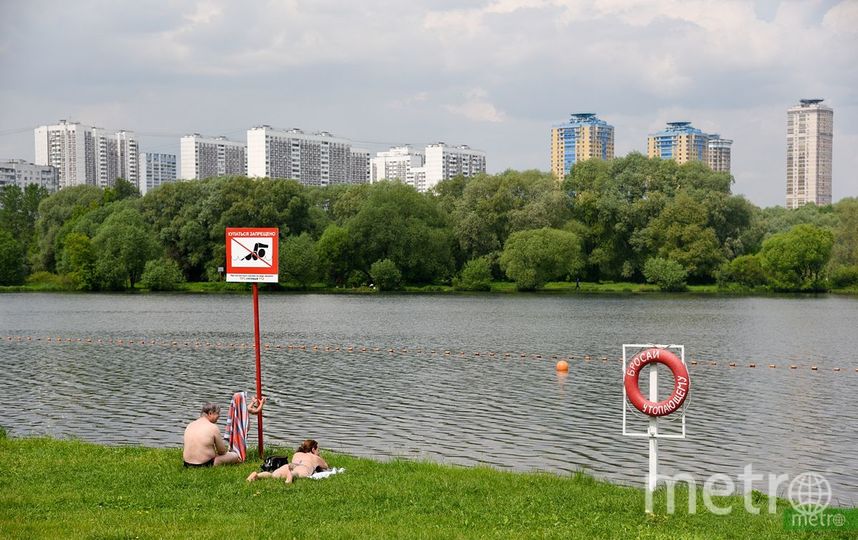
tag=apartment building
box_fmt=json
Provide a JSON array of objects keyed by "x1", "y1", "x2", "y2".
[
  {"x1": 422, "y1": 143, "x2": 486, "y2": 192},
  {"x1": 550, "y1": 113, "x2": 615, "y2": 179},
  {"x1": 647, "y1": 122, "x2": 710, "y2": 165},
  {"x1": 34, "y1": 120, "x2": 139, "y2": 189},
  {"x1": 180, "y1": 134, "x2": 246, "y2": 180},
  {"x1": 0, "y1": 159, "x2": 58, "y2": 191},
  {"x1": 139, "y1": 153, "x2": 177, "y2": 195},
  {"x1": 246, "y1": 126, "x2": 368, "y2": 186},
  {"x1": 370, "y1": 146, "x2": 425, "y2": 188},
  {"x1": 707, "y1": 135, "x2": 733, "y2": 173},
  {"x1": 786, "y1": 99, "x2": 833, "y2": 209}
]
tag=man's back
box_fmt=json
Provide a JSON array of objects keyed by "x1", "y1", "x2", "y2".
[{"x1": 183, "y1": 417, "x2": 220, "y2": 464}]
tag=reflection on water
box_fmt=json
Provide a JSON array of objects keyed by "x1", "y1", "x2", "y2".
[{"x1": 1, "y1": 292, "x2": 857, "y2": 505}]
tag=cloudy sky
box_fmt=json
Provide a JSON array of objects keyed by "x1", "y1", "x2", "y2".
[{"x1": 1, "y1": 0, "x2": 856, "y2": 207}]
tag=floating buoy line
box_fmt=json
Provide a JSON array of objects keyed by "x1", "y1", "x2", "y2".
[{"x1": 2, "y1": 334, "x2": 855, "y2": 374}]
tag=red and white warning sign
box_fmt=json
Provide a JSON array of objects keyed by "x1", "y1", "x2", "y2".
[{"x1": 225, "y1": 227, "x2": 279, "y2": 283}]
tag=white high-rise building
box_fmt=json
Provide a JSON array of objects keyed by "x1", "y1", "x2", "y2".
[
  {"x1": 786, "y1": 99, "x2": 833, "y2": 209},
  {"x1": 139, "y1": 153, "x2": 177, "y2": 195},
  {"x1": 35, "y1": 120, "x2": 94, "y2": 189},
  {"x1": 246, "y1": 126, "x2": 368, "y2": 186},
  {"x1": 116, "y1": 130, "x2": 139, "y2": 187},
  {"x1": 0, "y1": 160, "x2": 58, "y2": 191},
  {"x1": 707, "y1": 135, "x2": 733, "y2": 173},
  {"x1": 349, "y1": 148, "x2": 371, "y2": 185},
  {"x1": 91, "y1": 127, "x2": 117, "y2": 189},
  {"x1": 423, "y1": 143, "x2": 486, "y2": 192},
  {"x1": 370, "y1": 146, "x2": 425, "y2": 188},
  {"x1": 371, "y1": 143, "x2": 486, "y2": 192},
  {"x1": 35, "y1": 121, "x2": 139, "y2": 189},
  {"x1": 180, "y1": 134, "x2": 246, "y2": 180}
]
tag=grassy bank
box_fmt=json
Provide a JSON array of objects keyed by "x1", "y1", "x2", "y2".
[
  {"x1": 5, "y1": 274, "x2": 858, "y2": 295},
  {"x1": 1, "y1": 435, "x2": 850, "y2": 539}
]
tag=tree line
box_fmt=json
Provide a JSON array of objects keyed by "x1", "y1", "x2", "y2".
[{"x1": 1, "y1": 152, "x2": 856, "y2": 292}]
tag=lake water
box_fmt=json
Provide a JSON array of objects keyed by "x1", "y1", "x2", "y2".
[{"x1": 1, "y1": 292, "x2": 856, "y2": 505}]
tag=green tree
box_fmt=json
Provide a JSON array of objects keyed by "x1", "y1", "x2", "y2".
[
  {"x1": 453, "y1": 257, "x2": 493, "y2": 291},
  {"x1": 92, "y1": 208, "x2": 158, "y2": 289},
  {"x1": 279, "y1": 232, "x2": 319, "y2": 288},
  {"x1": 344, "y1": 182, "x2": 454, "y2": 284},
  {"x1": 140, "y1": 259, "x2": 185, "y2": 291},
  {"x1": 830, "y1": 198, "x2": 858, "y2": 269},
  {"x1": 453, "y1": 170, "x2": 567, "y2": 263},
  {"x1": 0, "y1": 184, "x2": 49, "y2": 246},
  {"x1": 643, "y1": 257, "x2": 687, "y2": 292},
  {"x1": 639, "y1": 192, "x2": 725, "y2": 281},
  {"x1": 34, "y1": 184, "x2": 103, "y2": 272},
  {"x1": 370, "y1": 258, "x2": 402, "y2": 291},
  {"x1": 760, "y1": 224, "x2": 834, "y2": 291},
  {"x1": 499, "y1": 228, "x2": 583, "y2": 291},
  {"x1": 57, "y1": 232, "x2": 98, "y2": 290},
  {"x1": 0, "y1": 229, "x2": 27, "y2": 285},
  {"x1": 102, "y1": 178, "x2": 140, "y2": 204},
  {"x1": 316, "y1": 224, "x2": 354, "y2": 285}
]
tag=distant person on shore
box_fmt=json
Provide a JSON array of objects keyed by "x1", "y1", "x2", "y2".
[
  {"x1": 183, "y1": 397, "x2": 265, "y2": 467},
  {"x1": 246, "y1": 439, "x2": 329, "y2": 483}
]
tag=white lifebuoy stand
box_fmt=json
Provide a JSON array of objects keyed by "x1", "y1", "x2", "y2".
[{"x1": 622, "y1": 344, "x2": 688, "y2": 512}]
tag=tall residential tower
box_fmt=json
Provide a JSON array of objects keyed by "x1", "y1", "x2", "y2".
[
  {"x1": 246, "y1": 126, "x2": 369, "y2": 186},
  {"x1": 34, "y1": 120, "x2": 139, "y2": 189},
  {"x1": 647, "y1": 122, "x2": 709, "y2": 165},
  {"x1": 786, "y1": 99, "x2": 833, "y2": 209},
  {"x1": 550, "y1": 113, "x2": 614, "y2": 179},
  {"x1": 180, "y1": 134, "x2": 246, "y2": 180},
  {"x1": 707, "y1": 135, "x2": 733, "y2": 173}
]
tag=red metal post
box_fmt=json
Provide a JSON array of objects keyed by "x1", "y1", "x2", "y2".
[{"x1": 252, "y1": 283, "x2": 264, "y2": 457}]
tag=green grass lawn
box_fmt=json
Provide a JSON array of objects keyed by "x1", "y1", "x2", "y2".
[
  {"x1": 4, "y1": 275, "x2": 857, "y2": 296},
  {"x1": 1, "y1": 433, "x2": 851, "y2": 539}
]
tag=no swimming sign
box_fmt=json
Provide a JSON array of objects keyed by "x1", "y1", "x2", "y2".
[{"x1": 225, "y1": 228, "x2": 279, "y2": 283}]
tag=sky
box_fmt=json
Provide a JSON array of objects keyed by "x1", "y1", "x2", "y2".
[{"x1": 1, "y1": 0, "x2": 856, "y2": 208}]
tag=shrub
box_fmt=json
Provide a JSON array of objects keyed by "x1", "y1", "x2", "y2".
[
  {"x1": 370, "y1": 259, "x2": 402, "y2": 291},
  {"x1": 140, "y1": 259, "x2": 185, "y2": 291},
  {"x1": 718, "y1": 255, "x2": 767, "y2": 288},
  {"x1": 453, "y1": 257, "x2": 492, "y2": 291},
  {"x1": 830, "y1": 265, "x2": 858, "y2": 288},
  {"x1": 346, "y1": 270, "x2": 367, "y2": 288},
  {"x1": 643, "y1": 257, "x2": 687, "y2": 292}
]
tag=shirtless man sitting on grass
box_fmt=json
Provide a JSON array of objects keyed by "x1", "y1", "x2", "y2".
[
  {"x1": 182, "y1": 399, "x2": 264, "y2": 467},
  {"x1": 246, "y1": 439, "x2": 328, "y2": 483}
]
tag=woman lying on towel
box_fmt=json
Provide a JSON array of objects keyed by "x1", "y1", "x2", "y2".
[{"x1": 246, "y1": 439, "x2": 329, "y2": 484}]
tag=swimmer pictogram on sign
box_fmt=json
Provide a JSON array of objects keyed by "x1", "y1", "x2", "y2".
[{"x1": 225, "y1": 227, "x2": 279, "y2": 283}]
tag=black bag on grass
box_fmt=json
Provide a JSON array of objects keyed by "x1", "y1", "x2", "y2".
[{"x1": 261, "y1": 455, "x2": 289, "y2": 472}]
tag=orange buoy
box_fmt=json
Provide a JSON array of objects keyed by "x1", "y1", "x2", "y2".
[{"x1": 555, "y1": 360, "x2": 569, "y2": 372}]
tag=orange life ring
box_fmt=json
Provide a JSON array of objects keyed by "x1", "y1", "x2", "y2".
[{"x1": 624, "y1": 348, "x2": 690, "y2": 417}]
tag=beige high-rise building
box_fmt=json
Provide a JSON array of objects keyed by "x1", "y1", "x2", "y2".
[
  {"x1": 707, "y1": 135, "x2": 732, "y2": 173},
  {"x1": 647, "y1": 122, "x2": 709, "y2": 165},
  {"x1": 550, "y1": 113, "x2": 614, "y2": 179},
  {"x1": 786, "y1": 99, "x2": 833, "y2": 209}
]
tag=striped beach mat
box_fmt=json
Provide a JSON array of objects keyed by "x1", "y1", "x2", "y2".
[{"x1": 225, "y1": 391, "x2": 249, "y2": 462}]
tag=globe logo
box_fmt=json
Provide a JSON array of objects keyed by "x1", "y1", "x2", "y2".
[{"x1": 788, "y1": 472, "x2": 831, "y2": 516}]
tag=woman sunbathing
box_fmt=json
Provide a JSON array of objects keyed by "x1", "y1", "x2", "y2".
[{"x1": 246, "y1": 439, "x2": 329, "y2": 484}]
